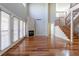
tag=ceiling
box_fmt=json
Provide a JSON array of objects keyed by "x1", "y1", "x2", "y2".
[{"x1": 0, "y1": 3, "x2": 27, "y2": 20}]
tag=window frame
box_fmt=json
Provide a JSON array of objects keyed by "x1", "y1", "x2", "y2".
[
  {"x1": 0, "y1": 10, "x2": 11, "y2": 50},
  {"x1": 13, "y1": 17, "x2": 19, "y2": 42}
]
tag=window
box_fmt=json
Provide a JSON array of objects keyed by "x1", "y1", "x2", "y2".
[
  {"x1": 13, "y1": 17, "x2": 18, "y2": 42},
  {"x1": 23, "y1": 22, "x2": 25, "y2": 36},
  {"x1": 56, "y1": 3, "x2": 70, "y2": 17},
  {"x1": 22, "y1": 21, "x2": 24, "y2": 37},
  {"x1": 1, "y1": 11, "x2": 10, "y2": 50},
  {"x1": 56, "y1": 12, "x2": 66, "y2": 17},
  {"x1": 20, "y1": 20, "x2": 23, "y2": 38},
  {"x1": 20, "y1": 21, "x2": 25, "y2": 38}
]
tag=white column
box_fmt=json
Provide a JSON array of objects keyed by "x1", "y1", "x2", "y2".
[{"x1": 10, "y1": 15, "x2": 14, "y2": 44}]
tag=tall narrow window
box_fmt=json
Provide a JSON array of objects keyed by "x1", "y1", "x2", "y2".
[
  {"x1": 22, "y1": 21, "x2": 24, "y2": 37},
  {"x1": 1, "y1": 11, "x2": 10, "y2": 50},
  {"x1": 13, "y1": 17, "x2": 18, "y2": 42},
  {"x1": 23, "y1": 22, "x2": 25, "y2": 36},
  {"x1": 20, "y1": 20, "x2": 23, "y2": 38}
]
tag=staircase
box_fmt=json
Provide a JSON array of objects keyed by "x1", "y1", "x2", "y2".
[
  {"x1": 56, "y1": 4, "x2": 79, "y2": 49},
  {"x1": 59, "y1": 25, "x2": 79, "y2": 49}
]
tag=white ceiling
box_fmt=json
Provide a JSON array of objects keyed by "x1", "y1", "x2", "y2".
[{"x1": 0, "y1": 3, "x2": 27, "y2": 20}]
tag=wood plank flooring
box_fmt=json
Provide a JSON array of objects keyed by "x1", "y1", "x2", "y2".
[{"x1": 2, "y1": 36, "x2": 79, "y2": 56}]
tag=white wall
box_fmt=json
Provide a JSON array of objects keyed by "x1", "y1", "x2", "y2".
[
  {"x1": 29, "y1": 3, "x2": 48, "y2": 36},
  {"x1": 27, "y1": 17, "x2": 35, "y2": 31},
  {"x1": 56, "y1": 3, "x2": 70, "y2": 12},
  {"x1": 49, "y1": 3, "x2": 56, "y2": 23}
]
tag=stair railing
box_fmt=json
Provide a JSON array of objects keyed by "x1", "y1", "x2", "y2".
[
  {"x1": 65, "y1": 4, "x2": 79, "y2": 26},
  {"x1": 56, "y1": 4, "x2": 79, "y2": 27},
  {"x1": 66, "y1": 12, "x2": 79, "y2": 26}
]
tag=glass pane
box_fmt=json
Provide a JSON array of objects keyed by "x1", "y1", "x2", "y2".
[
  {"x1": 24, "y1": 22, "x2": 25, "y2": 36},
  {"x1": 20, "y1": 20, "x2": 23, "y2": 38},
  {"x1": 14, "y1": 32, "x2": 18, "y2": 41},
  {"x1": 56, "y1": 12, "x2": 65, "y2": 17},
  {"x1": 1, "y1": 31, "x2": 10, "y2": 50},
  {"x1": 23, "y1": 22, "x2": 25, "y2": 36},
  {"x1": 1, "y1": 11, "x2": 10, "y2": 30},
  {"x1": 22, "y1": 21, "x2": 24, "y2": 37},
  {"x1": 1, "y1": 11, "x2": 10, "y2": 50},
  {"x1": 13, "y1": 17, "x2": 18, "y2": 42}
]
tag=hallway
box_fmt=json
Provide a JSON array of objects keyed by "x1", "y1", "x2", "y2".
[{"x1": 2, "y1": 36, "x2": 79, "y2": 56}]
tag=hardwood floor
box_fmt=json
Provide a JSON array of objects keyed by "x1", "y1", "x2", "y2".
[{"x1": 2, "y1": 36, "x2": 79, "y2": 56}]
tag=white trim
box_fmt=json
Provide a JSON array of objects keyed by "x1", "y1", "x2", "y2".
[
  {"x1": 35, "y1": 34, "x2": 48, "y2": 36},
  {"x1": 10, "y1": 15, "x2": 14, "y2": 43}
]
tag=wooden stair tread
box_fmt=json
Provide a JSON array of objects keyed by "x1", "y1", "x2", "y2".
[{"x1": 59, "y1": 25, "x2": 78, "y2": 39}]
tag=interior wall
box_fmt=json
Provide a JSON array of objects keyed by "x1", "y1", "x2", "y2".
[
  {"x1": 56, "y1": 3, "x2": 70, "y2": 12},
  {"x1": 50, "y1": 3, "x2": 56, "y2": 36},
  {"x1": 50, "y1": 3, "x2": 56, "y2": 23},
  {"x1": 29, "y1": 3, "x2": 48, "y2": 36}
]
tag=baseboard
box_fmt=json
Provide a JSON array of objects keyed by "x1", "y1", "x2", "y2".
[
  {"x1": 35, "y1": 34, "x2": 48, "y2": 36},
  {"x1": 0, "y1": 37, "x2": 24, "y2": 56}
]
